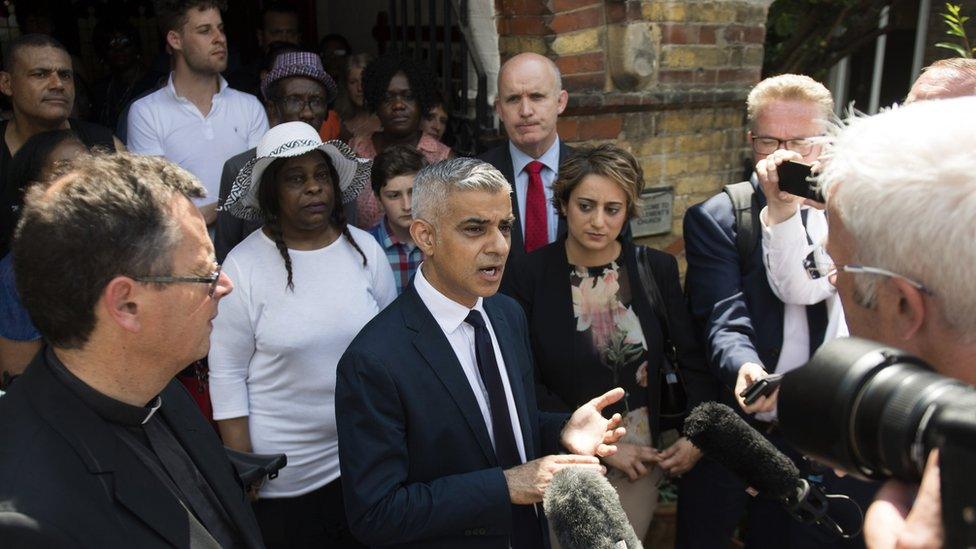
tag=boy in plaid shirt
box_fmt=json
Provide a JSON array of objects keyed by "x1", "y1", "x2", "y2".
[{"x1": 368, "y1": 146, "x2": 427, "y2": 293}]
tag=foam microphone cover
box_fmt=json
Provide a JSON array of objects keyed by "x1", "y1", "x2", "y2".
[
  {"x1": 543, "y1": 467, "x2": 642, "y2": 549},
  {"x1": 683, "y1": 402, "x2": 800, "y2": 500}
]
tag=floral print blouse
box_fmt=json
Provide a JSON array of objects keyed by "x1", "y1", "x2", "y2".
[{"x1": 570, "y1": 258, "x2": 653, "y2": 449}]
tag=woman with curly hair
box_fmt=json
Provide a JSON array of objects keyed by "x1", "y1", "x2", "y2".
[
  {"x1": 210, "y1": 122, "x2": 395, "y2": 547},
  {"x1": 348, "y1": 53, "x2": 451, "y2": 228}
]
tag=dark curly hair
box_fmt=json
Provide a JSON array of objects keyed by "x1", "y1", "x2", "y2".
[
  {"x1": 257, "y1": 150, "x2": 367, "y2": 290},
  {"x1": 361, "y1": 53, "x2": 436, "y2": 117}
]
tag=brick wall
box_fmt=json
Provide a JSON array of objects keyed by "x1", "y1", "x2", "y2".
[{"x1": 494, "y1": 0, "x2": 772, "y2": 257}]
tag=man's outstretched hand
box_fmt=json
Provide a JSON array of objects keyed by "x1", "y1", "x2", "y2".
[{"x1": 560, "y1": 387, "x2": 626, "y2": 458}]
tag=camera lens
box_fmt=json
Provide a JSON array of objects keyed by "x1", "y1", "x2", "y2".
[{"x1": 779, "y1": 337, "x2": 970, "y2": 482}]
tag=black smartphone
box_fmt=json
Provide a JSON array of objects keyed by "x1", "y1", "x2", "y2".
[
  {"x1": 739, "y1": 373, "x2": 785, "y2": 405},
  {"x1": 777, "y1": 161, "x2": 822, "y2": 202}
]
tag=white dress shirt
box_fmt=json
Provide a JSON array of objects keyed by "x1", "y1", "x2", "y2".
[
  {"x1": 413, "y1": 266, "x2": 527, "y2": 463},
  {"x1": 509, "y1": 139, "x2": 561, "y2": 244},
  {"x1": 127, "y1": 74, "x2": 269, "y2": 206},
  {"x1": 758, "y1": 204, "x2": 848, "y2": 421}
]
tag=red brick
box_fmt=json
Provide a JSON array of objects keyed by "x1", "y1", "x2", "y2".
[
  {"x1": 723, "y1": 25, "x2": 766, "y2": 44},
  {"x1": 562, "y1": 72, "x2": 605, "y2": 92},
  {"x1": 555, "y1": 52, "x2": 604, "y2": 75},
  {"x1": 658, "y1": 69, "x2": 718, "y2": 85},
  {"x1": 552, "y1": 0, "x2": 600, "y2": 12},
  {"x1": 550, "y1": 5, "x2": 603, "y2": 34},
  {"x1": 557, "y1": 118, "x2": 579, "y2": 141},
  {"x1": 662, "y1": 24, "x2": 697, "y2": 44},
  {"x1": 495, "y1": 0, "x2": 551, "y2": 16},
  {"x1": 699, "y1": 26, "x2": 717, "y2": 44},
  {"x1": 506, "y1": 15, "x2": 549, "y2": 35},
  {"x1": 605, "y1": 2, "x2": 643, "y2": 23},
  {"x1": 576, "y1": 115, "x2": 623, "y2": 140}
]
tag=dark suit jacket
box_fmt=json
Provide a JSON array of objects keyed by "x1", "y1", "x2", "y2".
[
  {"x1": 478, "y1": 140, "x2": 572, "y2": 264},
  {"x1": 0, "y1": 352, "x2": 264, "y2": 548},
  {"x1": 501, "y1": 239, "x2": 718, "y2": 441},
  {"x1": 335, "y1": 284, "x2": 568, "y2": 548},
  {"x1": 683, "y1": 179, "x2": 786, "y2": 391}
]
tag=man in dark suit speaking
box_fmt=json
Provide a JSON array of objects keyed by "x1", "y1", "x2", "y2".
[
  {"x1": 336, "y1": 157, "x2": 626, "y2": 548},
  {"x1": 479, "y1": 53, "x2": 572, "y2": 263},
  {"x1": 0, "y1": 153, "x2": 263, "y2": 548}
]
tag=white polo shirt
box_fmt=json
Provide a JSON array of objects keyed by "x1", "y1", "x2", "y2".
[{"x1": 127, "y1": 74, "x2": 268, "y2": 206}]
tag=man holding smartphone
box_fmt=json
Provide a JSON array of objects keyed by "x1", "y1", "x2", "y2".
[{"x1": 681, "y1": 74, "x2": 874, "y2": 548}]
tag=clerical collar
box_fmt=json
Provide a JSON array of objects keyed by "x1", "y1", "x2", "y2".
[{"x1": 46, "y1": 347, "x2": 163, "y2": 426}]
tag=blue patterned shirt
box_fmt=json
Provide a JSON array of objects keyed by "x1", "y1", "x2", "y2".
[{"x1": 368, "y1": 218, "x2": 423, "y2": 294}]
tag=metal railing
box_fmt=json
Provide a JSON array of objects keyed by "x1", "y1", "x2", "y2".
[{"x1": 385, "y1": 0, "x2": 493, "y2": 156}]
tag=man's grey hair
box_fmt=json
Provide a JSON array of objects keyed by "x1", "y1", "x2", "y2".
[
  {"x1": 818, "y1": 96, "x2": 976, "y2": 338},
  {"x1": 412, "y1": 157, "x2": 512, "y2": 224}
]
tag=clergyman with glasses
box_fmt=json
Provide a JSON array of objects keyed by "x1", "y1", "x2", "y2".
[
  {"x1": 214, "y1": 50, "x2": 349, "y2": 262},
  {"x1": 679, "y1": 74, "x2": 877, "y2": 547},
  {"x1": 0, "y1": 152, "x2": 270, "y2": 547}
]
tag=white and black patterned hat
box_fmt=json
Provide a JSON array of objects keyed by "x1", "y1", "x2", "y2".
[{"x1": 221, "y1": 122, "x2": 371, "y2": 222}]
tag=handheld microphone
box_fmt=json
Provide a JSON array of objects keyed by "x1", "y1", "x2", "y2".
[
  {"x1": 543, "y1": 467, "x2": 642, "y2": 549},
  {"x1": 683, "y1": 402, "x2": 862, "y2": 538}
]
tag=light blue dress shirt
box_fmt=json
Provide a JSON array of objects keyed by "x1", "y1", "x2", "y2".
[{"x1": 509, "y1": 139, "x2": 561, "y2": 244}]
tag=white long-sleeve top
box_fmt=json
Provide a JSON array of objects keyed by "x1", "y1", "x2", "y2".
[
  {"x1": 209, "y1": 227, "x2": 396, "y2": 498},
  {"x1": 758, "y1": 205, "x2": 848, "y2": 422}
]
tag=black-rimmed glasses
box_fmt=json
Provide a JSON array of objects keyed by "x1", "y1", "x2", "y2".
[
  {"x1": 751, "y1": 136, "x2": 820, "y2": 156},
  {"x1": 134, "y1": 264, "x2": 223, "y2": 298},
  {"x1": 803, "y1": 245, "x2": 933, "y2": 295}
]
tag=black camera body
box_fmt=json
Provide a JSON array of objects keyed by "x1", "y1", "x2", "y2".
[{"x1": 778, "y1": 337, "x2": 976, "y2": 548}]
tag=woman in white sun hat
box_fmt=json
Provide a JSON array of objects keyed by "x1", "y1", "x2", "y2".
[{"x1": 209, "y1": 121, "x2": 395, "y2": 547}]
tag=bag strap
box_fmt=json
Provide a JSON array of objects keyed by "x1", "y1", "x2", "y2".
[
  {"x1": 723, "y1": 181, "x2": 761, "y2": 266},
  {"x1": 634, "y1": 246, "x2": 677, "y2": 367}
]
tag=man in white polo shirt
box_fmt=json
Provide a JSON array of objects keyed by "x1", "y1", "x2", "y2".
[{"x1": 127, "y1": 0, "x2": 268, "y2": 228}]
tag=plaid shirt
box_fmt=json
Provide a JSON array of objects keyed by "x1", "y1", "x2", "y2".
[{"x1": 368, "y1": 218, "x2": 423, "y2": 294}]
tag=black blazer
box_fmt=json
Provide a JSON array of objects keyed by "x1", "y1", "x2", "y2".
[
  {"x1": 0, "y1": 351, "x2": 264, "y2": 548},
  {"x1": 478, "y1": 140, "x2": 573, "y2": 263},
  {"x1": 501, "y1": 239, "x2": 718, "y2": 442},
  {"x1": 335, "y1": 284, "x2": 568, "y2": 548}
]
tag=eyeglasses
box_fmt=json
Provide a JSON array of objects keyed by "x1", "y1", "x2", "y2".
[
  {"x1": 803, "y1": 245, "x2": 933, "y2": 295},
  {"x1": 751, "y1": 135, "x2": 821, "y2": 156},
  {"x1": 277, "y1": 95, "x2": 329, "y2": 113},
  {"x1": 134, "y1": 264, "x2": 223, "y2": 298}
]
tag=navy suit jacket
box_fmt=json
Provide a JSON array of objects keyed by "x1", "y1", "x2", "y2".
[
  {"x1": 683, "y1": 179, "x2": 786, "y2": 391},
  {"x1": 335, "y1": 284, "x2": 567, "y2": 548}
]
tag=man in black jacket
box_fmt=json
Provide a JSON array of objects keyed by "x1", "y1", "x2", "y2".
[
  {"x1": 478, "y1": 53, "x2": 571, "y2": 264},
  {"x1": 0, "y1": 152, "x2": 264, "y2": 548}
]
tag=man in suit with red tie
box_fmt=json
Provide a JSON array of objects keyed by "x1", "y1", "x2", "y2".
[{"x1": 479, "y1": 53, "x2": 571, "y2": 264}]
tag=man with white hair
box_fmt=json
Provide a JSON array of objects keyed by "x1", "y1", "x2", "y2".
[
  {"x1": 335, "y1": 157, "x2": 628, "y2": 548},
  {"x1": 818, "y1": 96, "x2": 976, "y2": 547},
  {"x1": 905, "y1": 57, "x2": 976, "y2": 103}
]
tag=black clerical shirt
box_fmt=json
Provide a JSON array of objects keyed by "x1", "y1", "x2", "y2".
[{"x1": 47, "y1": 349, "x2": 242, "y2": 548}]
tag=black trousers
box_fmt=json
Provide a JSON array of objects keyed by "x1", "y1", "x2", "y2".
[
  {"x1": 675, "y1": 430, "x2": 879, "y2": 549},
  {"x1": 252, "y1": 477, "x2": 366, "y2": 549}
]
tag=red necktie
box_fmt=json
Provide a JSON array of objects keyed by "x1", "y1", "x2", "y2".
[{"x1": 523, "y1": 160, "x2": 548, "y2": 253}]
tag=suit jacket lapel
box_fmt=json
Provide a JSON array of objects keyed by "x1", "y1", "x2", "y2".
[
  {"x1": 402, "y1": 287, "x2": 497, "y2": 465},
  {"x1": 160, "y1": 382, "x2": 264, "y2": 548},
  {"x1": 499, "y1": 146, "x2": 526, "y2": 254},
  {"x1": 483, "y1": 298, "x2": 536, "y2": 461},
  {"x1": 24, "y1": 356, "x2": 188, "y2": 547}
]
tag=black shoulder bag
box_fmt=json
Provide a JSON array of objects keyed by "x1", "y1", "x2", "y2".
[{"x1": 634, "y1": 246, "x2": 689, "y2": 430}]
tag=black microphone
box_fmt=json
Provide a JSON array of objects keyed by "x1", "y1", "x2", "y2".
[
  {"x1": 543, "y1": 467, "x2": 642, "y2": 549},
  {"x1": 683, "y1": 402, "x2": 861, "y2": 537}
]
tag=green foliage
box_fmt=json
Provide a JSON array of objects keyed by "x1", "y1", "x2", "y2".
[{"x1": 936, "y1": 3, "x2": 975, "y2": 58}]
